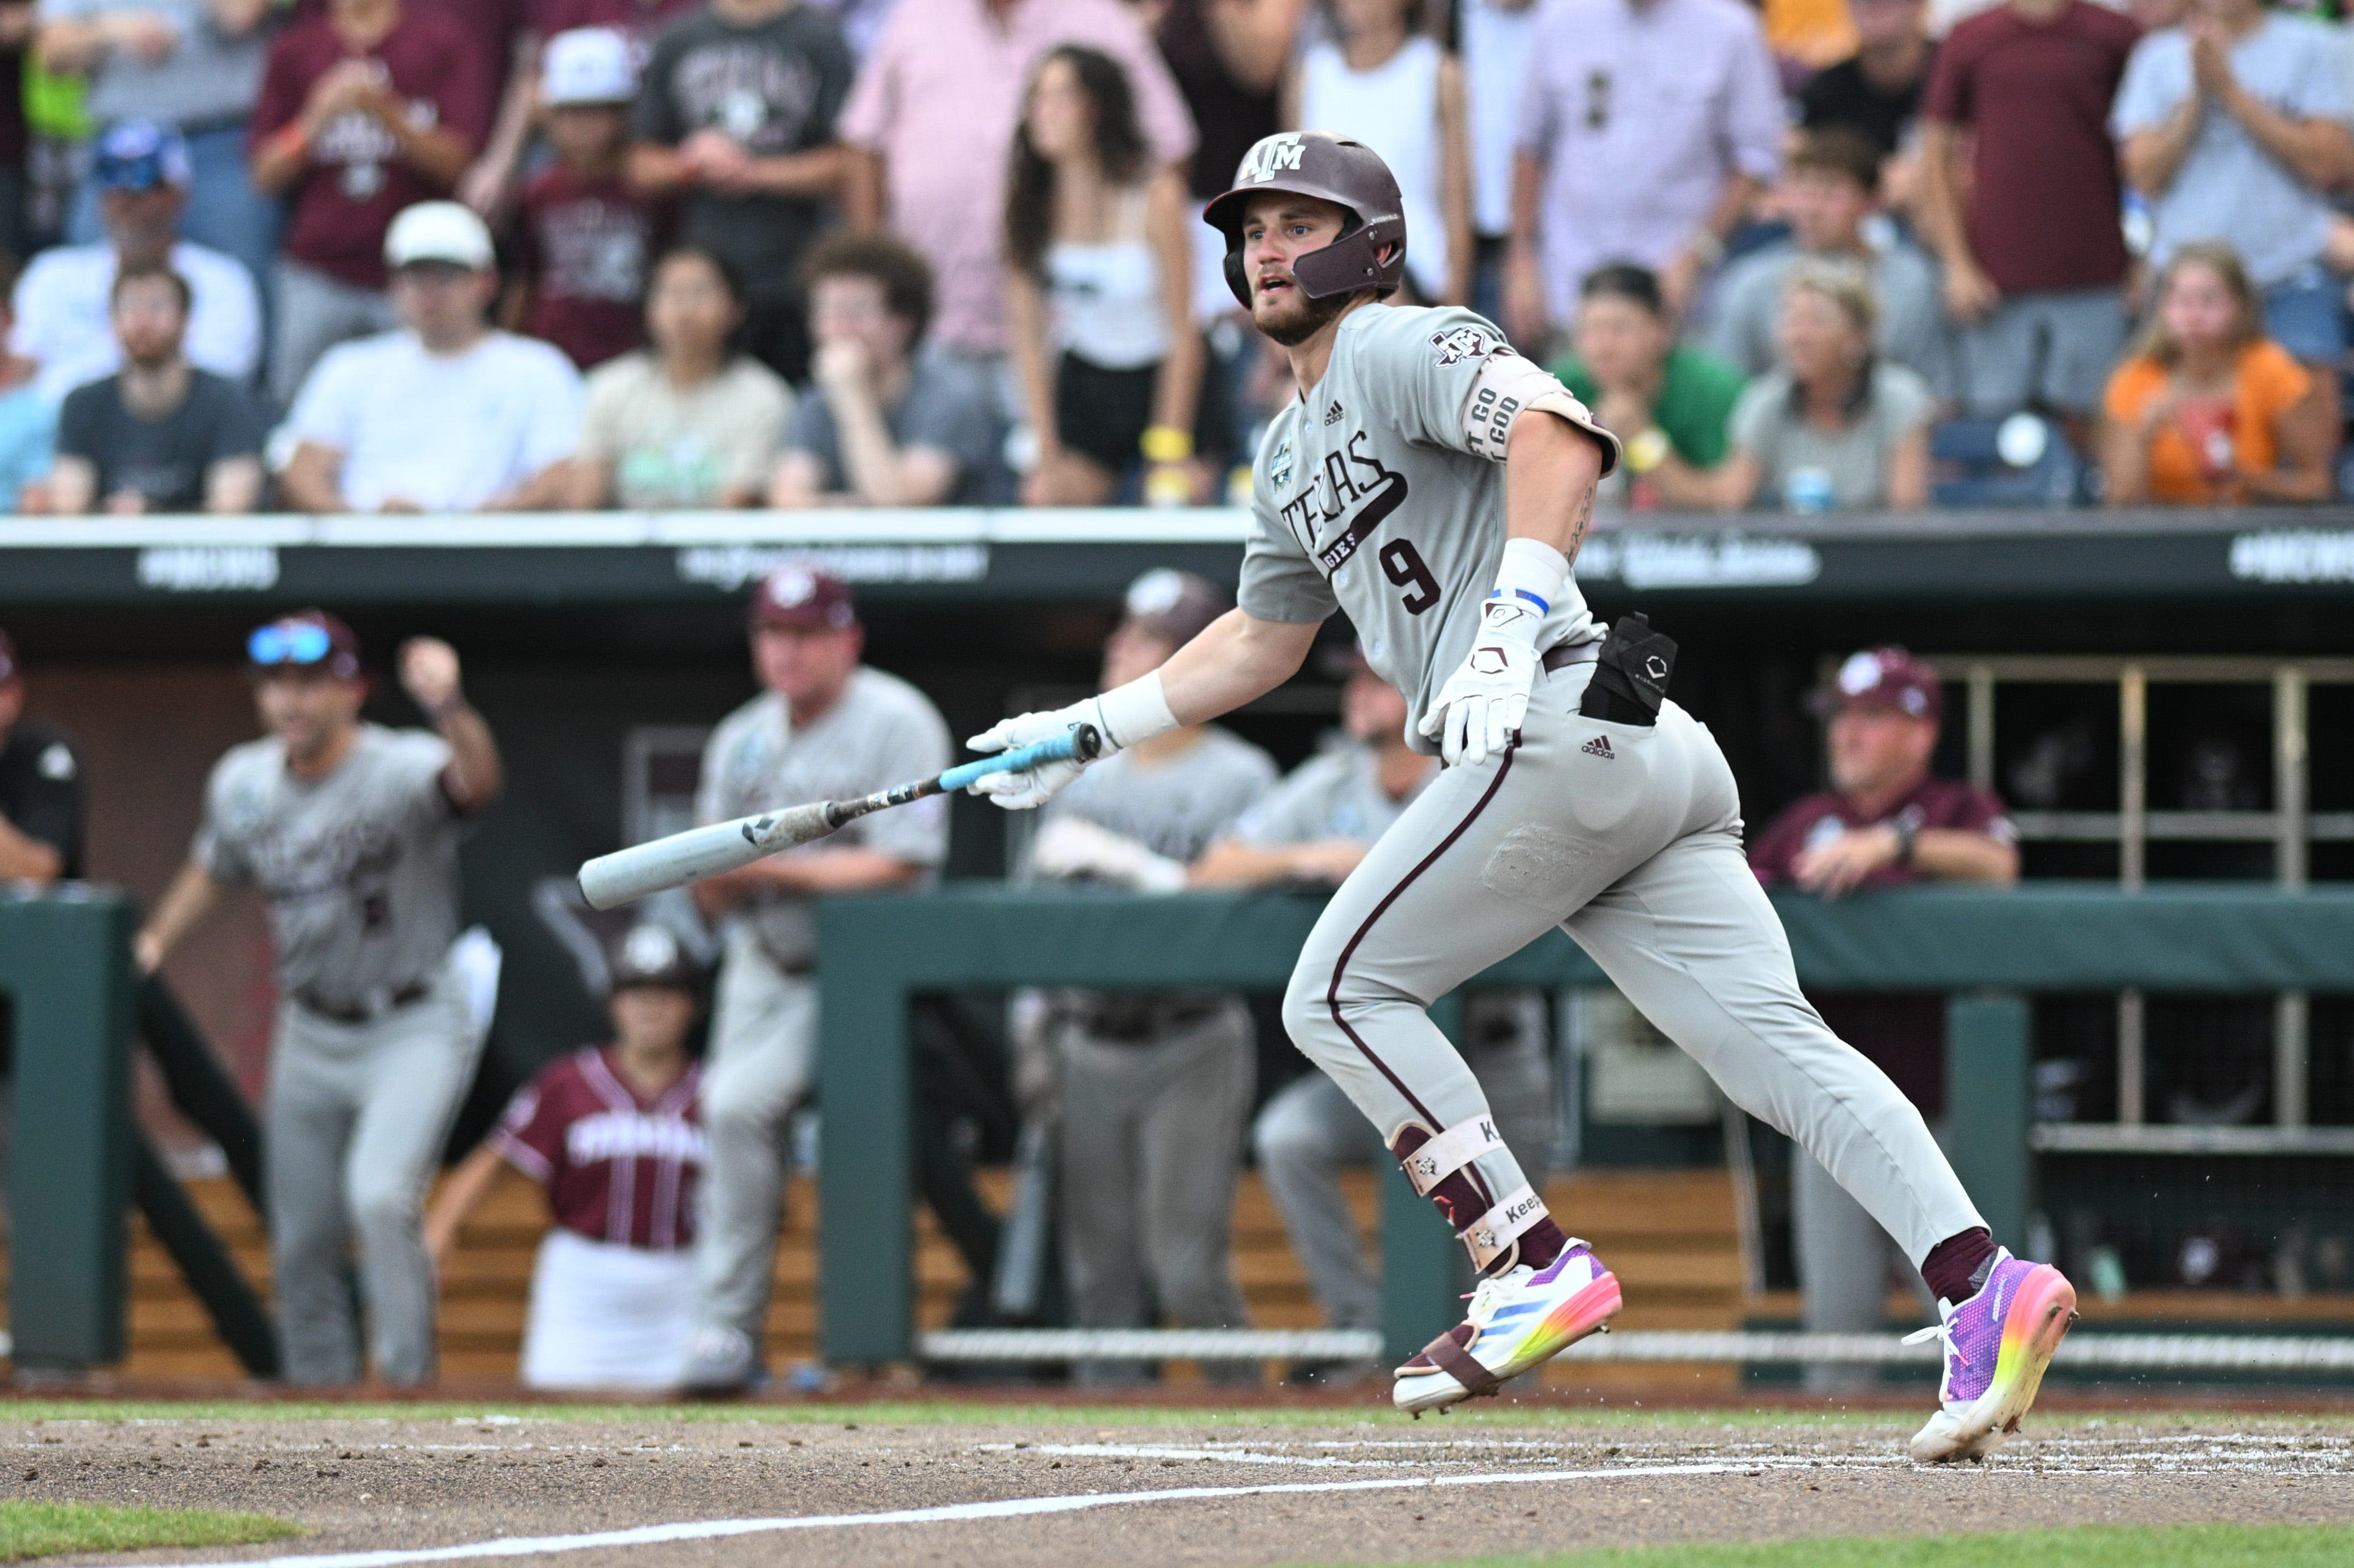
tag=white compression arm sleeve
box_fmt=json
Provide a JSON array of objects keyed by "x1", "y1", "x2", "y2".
[{"x1": 1090, "y1": 669, "x2": 1179, "y2": 751}]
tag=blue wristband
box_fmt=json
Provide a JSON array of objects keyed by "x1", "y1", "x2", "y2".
[{"x1": 1488, "y1": 587, "x2": 1550, "y2": 614}]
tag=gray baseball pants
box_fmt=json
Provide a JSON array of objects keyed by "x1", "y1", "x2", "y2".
[
  {"x1": 1056, "y1": 999, "x2": 1257, "y2": 1385},
  {"x1": 1253, "y1": 1029, "x2": 1553, "y2": 1331},
  {"x1": 1281, "y1": 661, "x2": 1984, "y2": 1272},
  {"x1": 266, "y1": 965, "x2": 480, "y2": 1385},
  {"x1": 692, "y1": 924, "x2": 815, "y2": 1343}
]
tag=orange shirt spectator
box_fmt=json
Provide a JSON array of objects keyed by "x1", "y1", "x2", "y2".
[{"x1": 2100, "y1": 242, "x2": 2335, "y2": 506}]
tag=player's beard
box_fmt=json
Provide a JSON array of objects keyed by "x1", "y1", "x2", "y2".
[{"x1": 1253, "y1": 281, "x2": 1352, "y2": 346}]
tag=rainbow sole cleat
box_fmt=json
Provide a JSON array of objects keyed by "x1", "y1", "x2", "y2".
[
  {"x1": 1393, "y1": 1243, "x2": 1622, "y2": 1415},
  {"x1": 1906, "y1": 1249, "x2": 2078, "y2": 1462}
]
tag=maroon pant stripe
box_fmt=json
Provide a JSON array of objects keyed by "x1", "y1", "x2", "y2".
[{"x1": 1324, "y1": 741, "x2": 1519, "y2": 1203}]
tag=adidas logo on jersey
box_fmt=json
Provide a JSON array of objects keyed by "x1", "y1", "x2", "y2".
[
  {"x1": 1580, "y1": 734, "x2": 1616, "y2": 759},
  {"x1": 1324, "y1": 401, "x2": 1344, "y2": 426}
]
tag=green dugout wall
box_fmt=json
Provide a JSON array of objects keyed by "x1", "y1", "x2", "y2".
[{"x1": 816, "y1": 883, "x2": 2354, "y2": 1368}]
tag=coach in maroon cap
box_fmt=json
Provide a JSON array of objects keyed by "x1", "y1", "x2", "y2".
[
  {"x1": 1748, "y1": 646, "x2": 2018, "y2": 1378},
  {"x1": 680, "y1": 560, "x2": 952, "y2": 1393}
]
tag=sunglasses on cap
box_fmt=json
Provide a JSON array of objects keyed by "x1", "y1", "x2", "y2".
[{"x1": 248, "y1": 621, "x2": 335, "y2": 667}]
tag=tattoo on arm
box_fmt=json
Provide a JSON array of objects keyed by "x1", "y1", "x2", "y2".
[{"x1": 1566, "y1": 487, "x2": 1594, "y2": 562}]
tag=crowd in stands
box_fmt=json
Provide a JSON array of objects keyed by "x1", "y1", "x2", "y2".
[{"x1": 0, "y1": 0, "x2": 2341, "y2": 513}]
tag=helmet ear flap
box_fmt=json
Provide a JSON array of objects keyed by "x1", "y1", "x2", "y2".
[{"x1": 1223, "y1": 245, "x2": 1252, "y2": 310}]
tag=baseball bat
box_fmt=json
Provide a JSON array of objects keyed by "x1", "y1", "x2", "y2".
[{"x1": 576, "y1": 723, "x2": 1103, "y2": 910}]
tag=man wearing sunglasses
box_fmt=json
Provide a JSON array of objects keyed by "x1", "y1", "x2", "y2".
[{"x1": 136, "y1": 611, "x2": 503, "y2": 1387}]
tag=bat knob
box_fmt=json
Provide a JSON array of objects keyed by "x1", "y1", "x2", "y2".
[{"x1": 1073, "y1": 722, "x2": 1103, "y2": 761}]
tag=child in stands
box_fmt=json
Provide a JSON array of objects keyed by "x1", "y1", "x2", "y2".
[{"x1": 503, "y1": 28, "x2": 666, "y2": 371}]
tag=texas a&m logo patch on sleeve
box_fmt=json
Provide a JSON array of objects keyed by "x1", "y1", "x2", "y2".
[{"x1": 1431, "y1": 325, "x2": 1506, "y2": 366}]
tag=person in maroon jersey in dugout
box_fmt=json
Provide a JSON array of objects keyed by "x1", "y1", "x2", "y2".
[
  {"x1": 1748, "y1": 646, "x2": 2019, "y2": 1382},
  {"x1": 427, "y1": 924, "x2": 707, "y2": 1391}
]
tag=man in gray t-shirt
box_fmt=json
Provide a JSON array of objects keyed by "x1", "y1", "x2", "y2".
[
  {"x1": 679, "y1": 564, "x2": 950, "y2": 1392},
  {"x1": 1015, "y1": 571, "x2": 1276, "y2": 1385},
  {"x1": 1194, "y1": 648, "x2": 1551, "y2": 1364},
  {"x1": 2111, "y1": 1, "x2": 2354, "y2": 364},
  {"x1": 1703, "y1": 129, "x2": 1951, "y2": 394},
  {"x1": 138, "y1": 611, "x2": 504, "y2": 1386},
  {"x1": 771, "y1": 233, "x2": 1003, "y2": 507}
]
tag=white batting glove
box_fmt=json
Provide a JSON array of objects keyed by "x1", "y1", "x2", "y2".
[
  {"x1": 1419, "y1": 595, "x2": 1543, "y2": 768},
  {"x1": 966, "y1": 705, "x2": 1097, "y2": 810},
  {"x1": 966, "y1": 670, "x2": 1180, "y2": 811}
]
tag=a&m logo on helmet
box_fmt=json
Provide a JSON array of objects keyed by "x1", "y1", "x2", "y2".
[{"x1": 1238, "y1": 133, "x2": 1307, "y2": 185}]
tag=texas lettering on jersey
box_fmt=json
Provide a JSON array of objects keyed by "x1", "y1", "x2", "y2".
[{"x1": 1277, "y1": 427, "x2": 1412, "y2": 577}]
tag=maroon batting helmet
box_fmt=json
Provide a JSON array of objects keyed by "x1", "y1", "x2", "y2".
[{"x1": 1202, "y1": 131, "x2": 1406, "y2": 309}]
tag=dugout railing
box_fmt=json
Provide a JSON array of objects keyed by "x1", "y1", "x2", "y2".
[
  {"x1": 11, "y1": 881, "x2": 2354, "y2": 1376},
  {"x1": 813, "y1": 883, "x2": 2354, "y2": 1370}
]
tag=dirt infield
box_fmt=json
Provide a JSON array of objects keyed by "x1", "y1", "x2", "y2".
[{"x1": 7, "y1": 1404, "x2": 2353, "y2": 1567}]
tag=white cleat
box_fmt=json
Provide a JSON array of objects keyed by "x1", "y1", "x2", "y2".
[{"x1": 1392, "y1": 1242, "x2": 1622, "y2": 1415}]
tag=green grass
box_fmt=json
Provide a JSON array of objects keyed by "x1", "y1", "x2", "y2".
[
  {"x1": 0, "y1": 1499, "x2": 297, "y2": 1562},
  {"x1": 1307, "y1": 1524, "x2": 2354, "y2": 1568}
]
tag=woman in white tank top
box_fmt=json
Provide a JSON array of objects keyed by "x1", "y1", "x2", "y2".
[
  {"x1": 1004, "y1": 46, "x2": 1209, "y2": 507},
  {"x1": 1286, "y1": 0, "x2": 1473, "y2": 305}
]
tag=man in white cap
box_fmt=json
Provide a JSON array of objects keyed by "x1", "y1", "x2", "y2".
[{"x1": 283, "y1": 201, "x2": 585, "y2": 514}]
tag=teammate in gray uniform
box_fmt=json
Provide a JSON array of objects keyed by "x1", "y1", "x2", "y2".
[
  {"x1": 970, "y1": 131, "x2": 2077, "y2": 1461},
  {"x1": 681, "y1": 564, "x2": 950, "y2": 1392},
  {"x1": 1195, "y1": 645, "x2": 1550, "y2": 1372},
  {"x1": 138, "y1": 612, "x2": 503, "y2": 1386},
  {"x1": 1016, "y1": 570, "x2": 1276, "y2": 1385}
]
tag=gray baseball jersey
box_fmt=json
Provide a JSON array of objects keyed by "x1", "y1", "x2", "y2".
[
  {"x1": 193, "y1": 723, "x2": 460, "y2": 1005},
  {"x1": 1233, "y1": 739, "x2": 1430, "y2": 847},
  {"x1": 697, "y1": 667, "x2": 951, "y2": 970},
  {"x1": 1033, "y1": 727, "x2": 1278, "y2": 867},
  {"x1": 1239, "y1": 303, "x2": 1616, "y2": 754}
]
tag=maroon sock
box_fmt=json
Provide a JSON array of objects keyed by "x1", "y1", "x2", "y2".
[
  {"x1": 1515, "y1": 1216, "x2": 1568, "y2": 1272},
  {"x1": 1920, "y1": 1227, "x2": 1997, "y2": 1305}
]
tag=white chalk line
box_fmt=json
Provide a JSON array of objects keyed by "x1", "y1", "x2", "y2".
[{"x1": 142, "y1": 1460, "x2": 1774, "y2": 1568}]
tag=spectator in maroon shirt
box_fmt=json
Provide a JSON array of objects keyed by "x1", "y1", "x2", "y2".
[
  {"x1": 427, "y1": 923, "x2": 708, "y2": 1392},
  {"x1": 1748, "y1": 646, "x2": 2018, "y2": 1377},
  {"x1": 1918, "y1": 0, "x2": 2139, "y2": 451},
  {"x1": 251, "y1": 0, "x2": 495, "y2": 404},
  {"x1": 503, "y1": 27, "x2": 666, "y2": 370}
]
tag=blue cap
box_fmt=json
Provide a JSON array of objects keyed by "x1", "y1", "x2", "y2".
[{"x1": 93, "y1": 120, "x2": 192, "y2": 192}]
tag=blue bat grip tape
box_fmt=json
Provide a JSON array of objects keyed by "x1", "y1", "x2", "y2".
[{"x1": 937, "y1": 729, "x2": 1085, "y2": 792}]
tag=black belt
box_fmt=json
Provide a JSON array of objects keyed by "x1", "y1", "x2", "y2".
[
  {"x1": 294, "y1": 980, "x2": 430, "y2": 1025},
  {"x1": 1541, "y1": 642, "x2": 1602, "y2": 673},
  {"x1": 1078, "y1": 997, "x2": 1227, "y2": 1043}
]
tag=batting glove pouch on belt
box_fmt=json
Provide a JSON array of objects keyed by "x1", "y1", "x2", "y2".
[
  {"x1": 967, "y1": 670, "x2": 1179, "y2": 810},
  {"x1": 1421, "y1": 538, "x2": 1567, "y2": 768}
]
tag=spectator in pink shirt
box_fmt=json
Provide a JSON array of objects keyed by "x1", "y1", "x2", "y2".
[{"x1": 839, "y1": 0, "x2": 1194, "y2": 389}]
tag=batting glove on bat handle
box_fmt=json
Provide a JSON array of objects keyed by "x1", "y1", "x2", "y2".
[{"x1": 960, "y1": 716, "x2": 1105, "y2": 810}]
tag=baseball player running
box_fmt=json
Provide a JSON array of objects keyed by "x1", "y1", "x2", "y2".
[
  {"x1": 969, "y1": 130, "x2": 2076, "y2": 1460},
  {"x1": 137, "y1": 612, "x2": 503, "y2": 1386}
]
